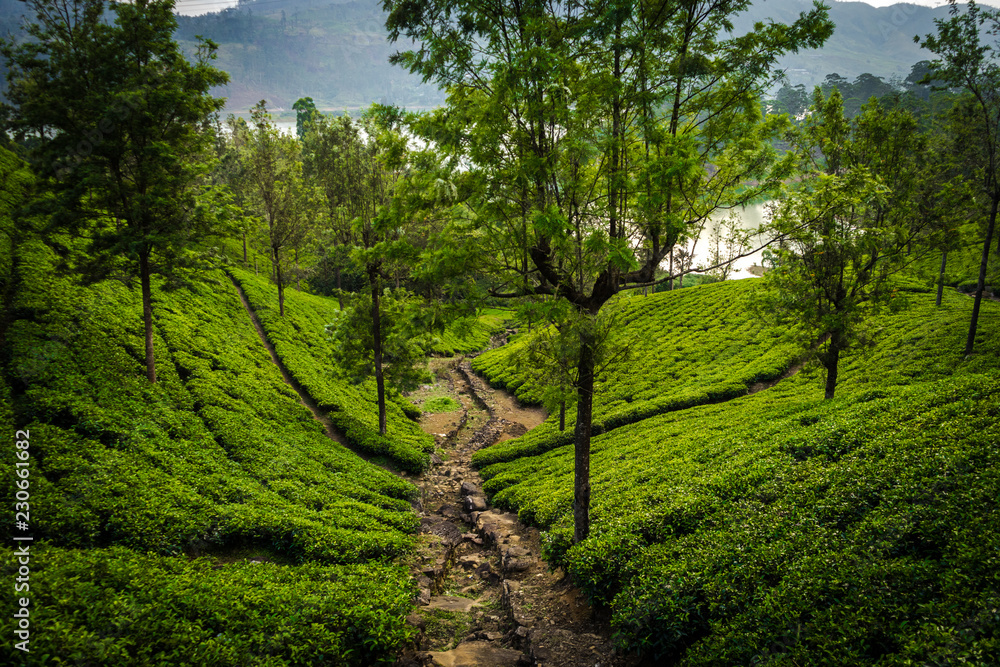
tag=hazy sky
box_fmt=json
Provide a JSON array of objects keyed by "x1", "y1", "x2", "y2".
[{"x1": 170, "y1": 0, "x2": 1000, "y2": 18}]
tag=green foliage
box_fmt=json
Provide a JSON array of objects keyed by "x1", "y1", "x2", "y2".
[
  {"x1": 468, "y1": 280, "x2": 1000, "y2": 664},
  {"x1": 758, "y1": 89, "x2": 927, "y2": 397},
  {"x1": 422, "y1": 396, "x2": 461, "y2": 413},
  {"x1": 429, "y1": 308, "x2": 509, "y2": 356},
  {"x1": 2, "y1": 0, "x2": 231, "y2": 381},
  {"x1": 0, "y1": 145, "x2": 31, "y2": 286},
  {"x1": 1, "y1": 239, "x2": 424, "y2": 663},
  {"x1": 293, "y1": 96, "x2": 320, "y2": 138},
  {"x1": 472, "y1": 281, "x2": 801, "y2": 468},
  {"x1": 328, "y1": 290, "x2": 429, "y2": 395},
  {"x1": 0, "y1": 547, "x2": 415, "y2": 665},
  {"x1": 229, "y1": 266, "x2": 433, "y2": 472}
]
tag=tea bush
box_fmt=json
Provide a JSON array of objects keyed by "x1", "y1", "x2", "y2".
[
  {"x1": 1, "y1": 238, "x2": 422, "y2": 663},
  {"x1": 472, "y1": 279, "x2": 1000, "y2": 664},
  {"x1": 228, "y1": 267, "x2": 433, "y2": 472},
  {"x1": 0, "y1": 546, "x2": 415, "y2": 665},
  {"x1": 430, "y1": 308, "x2": 509, "y2": 355},
  {"x1": 472, "y1": 281, "x2": 800, "y2": 468}
]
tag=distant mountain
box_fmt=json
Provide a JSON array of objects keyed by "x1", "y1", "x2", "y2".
[
  {"x1": 0, "y1": 0, "x2": 968, "y2": 113},
  {"x1": 173, "y1": 0, "x2": 446, "y2": 113},
  {"x1": 735, "y1": 0, "x2": 953, "y2": 89},
  {"x1": 181, "y1": 0, "x2": 955, "y2": 114}
]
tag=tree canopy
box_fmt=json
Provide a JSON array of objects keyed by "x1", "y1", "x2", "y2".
[
  {"x1": 1, "y1": 0, "x2": 229, "y2": 382},
  {"x1": 384, "y1": 0, "x2": 834, "y2": 542}
]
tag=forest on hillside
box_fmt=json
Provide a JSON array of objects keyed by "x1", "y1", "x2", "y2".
[{"x1": 1, "y1": 0, "x2": 999, "y2": 664}]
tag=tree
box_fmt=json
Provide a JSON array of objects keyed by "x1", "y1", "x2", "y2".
[
  {"x1": 320, "y1": 106, "x2": 416, "y2": 435},
  {"x1": 917, "y1": 0, "x2": 1000, "y2": 355},
  {"x1": 774, "y1": 82, "x2": 809, "y2": 118},
  {"x1": 301, "y1": 113, "x2": 362, "y2": 308},
  {"x1": 217, "y1": 115, "x2": 256, "y2": 266},
  {"x1": 241, "y1": 101, "x2": 319, "y2": 316},
  {"x1": 384, "y1": 0, "x2": 833, "y2": 542},
  {"x1": 760, "y1": 90, "x2": 925, "y2": 399},
  {"x1": 1, "y1": 0, "x2": 228, "y2": 383},
  {"x1": 292, "y1": 96, "x2": 319, "y2": 139},
  {"x1": 327, "y1": 288, "x2": 428, "y2": 434}
]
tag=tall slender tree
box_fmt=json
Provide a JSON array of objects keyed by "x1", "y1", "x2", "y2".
[
  {"x1": 760, "y1": 90, "x2": 928, "y2": 399},
  {"x1": 323, "y1": 106, "x2": 427, "y2": 436},
  {"x1": 917, "y1": 0, "x2": 1000, "y2": 354},
  {"x1": 241, "y1": 101, "x2": 319, "y2": 316},
  {"x1": 1, "y1": 0, "x2": 228, "y2": 383},
  {"x1": 384, "y1": 0, "x2": 833, "y2": 542}
]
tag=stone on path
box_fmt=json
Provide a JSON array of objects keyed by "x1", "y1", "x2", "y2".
[
  {"x1": 425, "y1": 641, "x2": 525, "y2": 667},
  {"x1": 464, "y1": 494, "x2": 488, "y2": 512},
  {"x1": 424, "y1": 595, "x2": 482, "y2": 613}
]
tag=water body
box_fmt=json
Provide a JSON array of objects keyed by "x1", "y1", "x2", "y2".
[{"x1": 688, "y1": 201, "x2": 772, "y2": 280}]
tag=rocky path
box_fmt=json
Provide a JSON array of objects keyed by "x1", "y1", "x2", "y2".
[{"x1": 398, "y1": 355, "x2": 636, "y2": 667}]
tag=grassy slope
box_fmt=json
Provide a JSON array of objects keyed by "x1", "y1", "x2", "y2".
[
  {"x1": 229, "y1": 265, "x2": 434, "y2": 473},
  {"x1": 430, "y1": 307, "x2": 510, "y2": 356},
  {"x1": 472, "y1": 279, "x2": 1000, "y2": 664},
  {"x1": 472, "y1": 280, "x2": 801, "y2": 468},
  {"x1": 0, "y1": 235, "x2": 421, "y2": 664},
  {"x1": 909, "y1": 221, "x2": 1000, "y2": 294}
]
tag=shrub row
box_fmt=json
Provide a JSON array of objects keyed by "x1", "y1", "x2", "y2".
[
  {"x1": 228, "y1": 267, "x2": 433, "y2": 472},
  {"x1": 472, "y1": 280, "x2": 1000, "y2": 664},
  {"x1": 0, "y1": 546, "x2": 415, "y2": 666},
  {"x1": 429, "y1": 308, "x2": 509, "y2": 355},
  {"x1": 472, "y1": 281, "x2": 801, "y2": 468},
  {"x1": 2, "y1": 238, "x2": 423, "y2": 663}
]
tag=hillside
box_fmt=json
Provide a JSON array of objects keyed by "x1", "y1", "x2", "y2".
[
  {"x1": 471, "y1": 278, "x2": 1000, "y2": 664},
  {"x1": 0, "y1": 183, "x2": 434, "y2": 661},
  {"x1": 173, "y1": 0, "x2": 446, "y2": 111},
  {"x1": 176, "y1": 0, "x2": 956, "y2": 112},
  {"x1": 0, "y1": 0, "x2": 963, "y2": 113},
  {"x1": 3, "y1": 128, "x2": 999, "y2": 661},
  {"x1": 734, "y1": 0, "x2": 950, "y2": 88}
]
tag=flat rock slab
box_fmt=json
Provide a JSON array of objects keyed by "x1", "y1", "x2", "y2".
[
  {"x1": 424, "y1": 595, "x2": 482, "y2": 613},
  {"x1": 426, "y1": 641, "x2": 524, "y2": 667},
  {"x1": 528, "y1": 627, "x2": 614, "y2": 667},
  {"x1": 424, "y1": 518, "x2": 463, "y2": 548}
]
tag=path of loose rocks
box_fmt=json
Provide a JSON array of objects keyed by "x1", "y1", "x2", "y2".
[{"x1": 398, "y1": 353, "x2": 637, "y2": 667}]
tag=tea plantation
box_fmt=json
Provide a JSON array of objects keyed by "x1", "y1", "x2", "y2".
[
  {"x1": 472, "y1": 280, "x2": 803, "y2": 467},
  {"x1": 472, "y1": 280, "x2": 1000, "y2": 664},
  {"x1": 229, "y1": 266, "x2": 434, "y2": 473},
  {"x1": 0, "y1": 237, "x2": 425, "y2": 664}
]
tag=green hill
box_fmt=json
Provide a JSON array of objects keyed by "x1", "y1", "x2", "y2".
[
  {"x1": 471, "y1": 279, "x2": 1000, "y2": 664},
  {"x1": 0, "y1": 194, "x2": 428, "y2": 661}
]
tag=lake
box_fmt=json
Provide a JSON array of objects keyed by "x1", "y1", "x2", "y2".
[{"x1": 687, "y1": 201, "x2": 772, "y2": 280}]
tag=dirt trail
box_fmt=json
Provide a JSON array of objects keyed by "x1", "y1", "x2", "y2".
[
  {"x1": 399, "y1": 354, "x2": 636, "y2": 667},
  {"x1": 227, "y1": 279, "x2": 632, "y2": 665}
]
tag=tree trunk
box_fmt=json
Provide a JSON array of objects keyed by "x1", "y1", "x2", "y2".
[
  {"x1": 370, "y1": 265, "x2": 387, "y2": 436},
  {"x1": 274, "y1": 246, "x2": 285, "y2": 317},
  {"x1": 573, "y1": 329, "x2": 595, "y2": 544},
  {"x1": 139, "y1": 250, "x2": 156, "y2": 383},
  {"x1": 823, "y1": 334, "x2": 841, "y2": 400},
  {"x1": 936, "y1": 249, "x2": 947, "y2": 307},
  {"x1": 242, "y1": 231, "x2": 248, "y2": 265},
  {"x1": 965, "y1": 193, "x2": 999, "y2": 355},
  {"x1": 335, "y1": 266, "x2": 344, "y2": 310},
  {"x1": 294, "y1": 247, "x2": 301, "y2": 291}
]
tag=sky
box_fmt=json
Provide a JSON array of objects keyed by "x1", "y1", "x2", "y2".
[{"x1": 171, "y1": 0, "x2": 1000, "y2": 18}]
